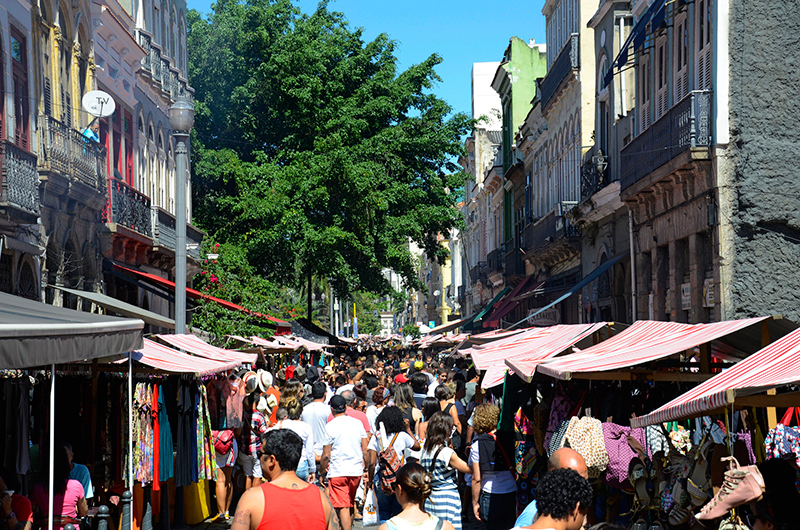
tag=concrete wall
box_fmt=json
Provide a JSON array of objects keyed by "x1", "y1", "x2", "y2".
[
  {"x1": 472, "y1": 62, "x2": 502, "y2": 129},
  {"x1": 718, "y1": 0, "x2": 800, "y2": 322}
]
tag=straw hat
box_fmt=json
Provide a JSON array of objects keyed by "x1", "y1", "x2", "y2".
[
  {"x1": 242, "y1": 371, "x2": 258, "y2": 394},
  {"x1": 257, "y1": 370, "x2": 273, "y2": 393}
]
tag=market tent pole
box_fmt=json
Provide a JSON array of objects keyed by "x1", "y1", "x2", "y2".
[
  {"x1": 48, "y1": 364, "x2": 55, "y2": 530},
  {"x1": 129, "y1": 352, "x2": 134, "y2": 489}
]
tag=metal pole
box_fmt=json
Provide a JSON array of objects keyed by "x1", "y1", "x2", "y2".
[
  {"x1": 48, "y1": 364, "x2": 55, "y2": 530},
  {"x1": 128, "y1": 353, "x2": 134, "y2": 489},
  {"x1": 175, "y1": 132, "x2": 188, "y2": 334},
  {"x1": 628, "y1": 210, "x2": 637, "y2": 321}
]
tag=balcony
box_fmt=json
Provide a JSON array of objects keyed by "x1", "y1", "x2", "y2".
[
  {"x1": 621, "y1": 91, "x2": 712, "y2": 191},
  {"x1": 137, "y1": 31, "x2": 193, "y2": 104},
  {"x1": 504, "y1": 248, "x2": 525, "y2": 279},
  {"x1": 580, "y1": 146, "x2": 611, "y2": 201},
  {"x1": 540, "y1": 34, "x2": 579, "y2": 110},
  {"x1": 104, "y1": 179, "x2": 153, "y2": 238},
  {"x1": 525, "y1": 208, "x2": 581, "y2": 266},
  {"x1": 152, "y1": 206, "x2": 205, "y2": 262},
  {"x1": 0, "y1": 140, "x2": 39, "y2": 220},
  {"x1": 38, "y1": 115, "x2": 107, "y2": 193},
  {"x1": 486, "y1": 248, "x2": 504, "y2": 274},
  {"x1": 469, "y1": 262, "x2": 487, "y2": 285}
]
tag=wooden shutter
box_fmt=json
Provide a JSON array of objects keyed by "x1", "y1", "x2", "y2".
[
  {"x1": 696, "y1": 0, "x2": 713, "y2": 90},
  {"x1": 639, "y1": 54, "x2": 651, "y2": 131},
  {"x1": 655, "y1": 37, "x2": 668, "y2": 120},
  {"x1": 674, "y1": 14, "x2": 689, "y2": 102}
]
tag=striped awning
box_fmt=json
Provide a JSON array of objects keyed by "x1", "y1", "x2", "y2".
[
  {"x1": 126, "y1": 338, "x2": 241, "y2": 375},
  {"x1": 631, "y1": 326, "x2": 800, "y2": 427},
  {"x1": 537, "y1": 317, "x2": 769, "y2": 380},
  {"x1": 156, "y1": 333, "x2": 257, "y2": 364},
  {"x1": 469, "y1": 323, "x2": 608, "y2": 388}
]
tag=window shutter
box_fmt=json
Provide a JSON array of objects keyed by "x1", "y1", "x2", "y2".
[
  {"x1": 44, "y1": 78, "x2": 53, "y2": 116},
  {"x1": 696, "y1": 0, "x2": 713, "y2": 90},
  {"x1": 674, "y1": 15, "x2": 689, "y2": 102}
]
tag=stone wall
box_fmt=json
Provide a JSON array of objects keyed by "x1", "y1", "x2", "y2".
[{"x1": 721, "y1": 0, "x2": 800, "y2": 321}]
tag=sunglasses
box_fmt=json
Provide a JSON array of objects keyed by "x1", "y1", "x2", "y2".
[{"x1": 257, "y1": 450, "x2": 267, "y2": 459}]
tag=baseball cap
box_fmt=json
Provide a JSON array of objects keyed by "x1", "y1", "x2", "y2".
[
  {"x1": 330, "y1": 395, "x2": 347, "y2": 414},
  {"x1": 285, "y1": 365, "x2": 295, "y2": 380},
  {"x1": 394, "y1": 374, "x2": 409, "y2": 384}
]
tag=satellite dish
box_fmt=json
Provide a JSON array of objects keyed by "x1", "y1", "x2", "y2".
[{"x1": 82, "y1": 90, "x2": 116, "y2": 118}]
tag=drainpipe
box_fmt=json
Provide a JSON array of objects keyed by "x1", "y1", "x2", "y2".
[{"x1": 628, "y1": 209, "x2": 637, "y2": 321}]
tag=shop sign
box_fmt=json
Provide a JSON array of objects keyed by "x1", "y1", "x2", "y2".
[
  {"x1": 527, "y1": 307, "x2": 561, "y2": 326},
  {"x1": 428, "y1": 321, "x2": 436, "y2": 328},
  {"x1": 681, "y1": 283, "x2": 692, "y2": 311},
  {"x1": 703, "y1": 279, "x2": 715, "y2": 307}
]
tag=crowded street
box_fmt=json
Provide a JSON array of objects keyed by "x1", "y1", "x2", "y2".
[{"x1": 1, "y1": 0, "x2": 800, "y2": 528}]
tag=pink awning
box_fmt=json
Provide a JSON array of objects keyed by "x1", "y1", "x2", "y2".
[
  {"x1": 631, "y1": 327, "x2": 800, "y2": 428},
  {"x1": 156, "y1": 334, "x2": 258, "y2": 363},
  {"x1": 537, "y1": 317, "x2": 769, "y2": 380},
  {"x1": 248, "y1": 336, "x2": 298, "y2": 353},
  {"x1": 471, "y1": 323, "x2": 608, "y2": 388},
  {"x1": 484, "y1": 279, "x2": 544, "y2": 328},
  {"x1": 124, "y1": 338, "x2": 241, "y2": 375}
]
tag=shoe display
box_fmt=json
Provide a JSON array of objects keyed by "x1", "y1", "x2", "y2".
[{"x1": 696, "y1": 456, "x2": 764, "y2": 520}]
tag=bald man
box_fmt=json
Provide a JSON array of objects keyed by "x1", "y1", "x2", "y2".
[{"x1": 514, "y1": 448, "x2": 589, "y2": 528}]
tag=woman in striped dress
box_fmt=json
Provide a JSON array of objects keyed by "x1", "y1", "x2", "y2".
[{"x1": 419, "y1": 412, "x2": 471, "y2": 530}]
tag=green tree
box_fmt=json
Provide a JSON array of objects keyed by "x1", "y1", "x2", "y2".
[
  {"x1": 188, "y1": 0, "x2": 472, "y2": 304},
  {"x1": 402, "y1": 323, "x2": 421, "y2": 339}
]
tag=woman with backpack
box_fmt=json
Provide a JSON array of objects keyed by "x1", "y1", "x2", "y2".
[
  {"x1": 419, "y1": 412, "x2": 471, "y2": 530},
  {"x1": 378, "y1": 463, "x2": 455, "y2": 530},
  {"x1": 470, "y1": 403, "x2": 517, "y2": 530},
  {"x1": 367, "y1": 406, "x2": 421, "y2": 523}
]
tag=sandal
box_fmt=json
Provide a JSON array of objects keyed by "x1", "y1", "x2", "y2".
[
  {"x1": 630, "y1": 459, "x2": 651, "y2": 508},
  {"x1": 697, "y1": 456, "x2": 765, "y2": 520}
]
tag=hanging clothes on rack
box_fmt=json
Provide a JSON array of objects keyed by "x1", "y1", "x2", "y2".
[
  {"x1": 158, "y1": 383, "x2": 174, "y2": 482},
  {"x1": 197, "y1": 382, "x2": 217, "y2": 480},
  {"x1": 175, "y1": 379, "x2": 198, "y2": 487},
  {"x1": 152, "y1": 384, "x2": 160, "y2": 491}
]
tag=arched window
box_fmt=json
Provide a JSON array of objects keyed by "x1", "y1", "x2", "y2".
[
  {"x1": 58, "y1": 8, "x2": 73, "y2": 128},
  {"x1": 138, "y1": 114, "x2": 144, "y2": 132},
  {"x1": 148, "y1": 123, "x2": 154, "y2": 142}
]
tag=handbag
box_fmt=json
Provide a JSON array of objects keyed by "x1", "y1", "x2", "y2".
[
  {"x1": 764, "y1": 407, "x2": 800, "y2": 467},
  {"x1": 564, "y1": 416, "x2": 609, "y2": 478},
  {"x1": 212, "y1": 429, "x2": 235, "y2": 455}
]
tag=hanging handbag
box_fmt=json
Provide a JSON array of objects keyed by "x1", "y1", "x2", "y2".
[{"x1": 212, "y1": 429, "x2": 234, "y2": 455}]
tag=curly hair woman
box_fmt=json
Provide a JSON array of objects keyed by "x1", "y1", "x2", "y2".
[
  {"x1": 419, "y1": 412, "x2": 471, "y2": 530},
  {"x1": 367, "y1": 406, "x2": 421, "y2": 523},
  {"x1": 378, "y1": 463, "x2": 455, "y2": 530},
  {"x1": 511, "y1": 469, "x2": 592, "y2": 530},
  {"x1": 470, "y1": 403, "x2": 516, "y2": 530}
]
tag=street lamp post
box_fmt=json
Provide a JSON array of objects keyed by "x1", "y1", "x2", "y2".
[{"x1": 169, "y1": 96, "x2": 194, "y2": 334}]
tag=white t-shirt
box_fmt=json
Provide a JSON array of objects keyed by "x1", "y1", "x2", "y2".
[
  {"x1": 368, "y1": 431, "x2": 416, "y2": 476},
  {"x1": 302, "y1": 401, "x2": 333, "y2": 456},
  {"x1": 325, "y1": 415, "x2": 367, "y2": 478},
  {"x1": 336, "y1": 384, "x2": 355, "y2": 395},
  {"x1": 267, "y1": 419, "x2": 316, "y2": 474},
  {"x1": 427, "y1": 381, "x2": 439, "y2": 397},
  {"x1": 365, "y1": 405, "x2": 385, "y2": 433},
  {"x1": 468, "y1": 438, "x2": 517, "y2": 494}
]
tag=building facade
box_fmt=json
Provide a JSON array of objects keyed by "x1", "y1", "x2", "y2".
[{"x1": 0, "y1": 0, "x2": 201, "y2": 327}]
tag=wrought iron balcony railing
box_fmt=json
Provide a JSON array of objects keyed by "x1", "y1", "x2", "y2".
[
  {"x1": 504, "y1": 248, "x2": 525, "y2": 278},
  {"x1": 528, "y1": 208, "x2": 581, "y2": 252},
  {"x1": 580, "y1": 146, "x2": 611, "y2": 201},
  {"x1": 621, "y1": 91, "x2": 712, "y2": 191},
  {"x1": 137, "y1": 30, "x2": 193, "y2": 104},
  {"x1": 0, "y1": 140, "x2": 39, "y2": 217},
  {"x1": 37, "y1": 115, "x2": 107, "y2": 191},
  {"x1": 104, "y1": 179, "x2": 153, "y2": 238}
]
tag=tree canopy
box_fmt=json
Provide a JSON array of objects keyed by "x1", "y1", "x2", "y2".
[{"x1": 188, "y1": 0, "x2": 472, "y2": 300}]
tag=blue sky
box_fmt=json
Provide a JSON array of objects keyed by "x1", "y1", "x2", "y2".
[{"x1": 185, "y1": 0, "x2": 547, "y2": 118}]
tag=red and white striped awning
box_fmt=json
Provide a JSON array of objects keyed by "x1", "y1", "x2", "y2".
[
  {"x1": 537, "y1": 317, "x2": 769, "y2": 380},
  {"x1": 156, "y1": 334, "x2": 257, "y2": 364},
  {"x1": 247, "y1": 336, "x2": 298, "y2": 353},
  {"x1": 125, "y1": 338, "x2": 241, "y2": 375},
  {"x1": 470, "y1": 323, "x2": 608, "y2": 388},
  {"x1": 631, "y1": 326, "x2": 800, "y2": 428}
]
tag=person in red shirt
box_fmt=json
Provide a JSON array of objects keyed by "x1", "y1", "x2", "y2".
[
  {"x1": 0, "y1": 467, "x2": 32, "y2": 530},
  {"x1": 231, "y1": 429, "x2": 338, "y2": 530},
  {"x1": 326, "y1": 390, "x2": 371, "y2": 434}
]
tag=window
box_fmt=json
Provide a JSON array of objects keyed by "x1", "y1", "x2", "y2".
[
  {"x1": 58, "y1": 11, "x2": 72, "y2": 128},
  {"x1": 125, "y1": 111, "x2": 133, "y2": 184},
  {"x1": 138, "y1": 114, "x2": 144, "y2": 133},
  {"x1": 696, "y1": 0, "x2": 713, "y2": 90},
  {"x1": 11, "y1": 28, "x2": 29, "y2": 150},
  {"x1": 674, "y1": 13, "x2": 689, "y2": 102}
]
